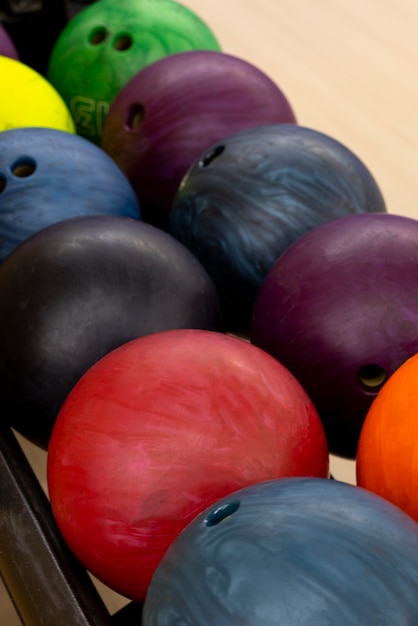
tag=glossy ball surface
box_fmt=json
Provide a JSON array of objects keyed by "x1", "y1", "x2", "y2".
[
  {"x1": 47, "y1": 0, "x2": 221, "y2": 144},
  {"x1": 170, "y1": 124, "x2": 386, "y2": 332},
  {"x1": 357, "y1": 352, "x2": 418, "y2": 522},
  {"x1": 101, "y1": 50, "x2": 296, "y2": 227},
  {"x1": 143, "y1": 477, "x2": 418, "y2": 626},
  {"x1": 0, "y1": 216, "x2": 223, "y2": 448},
  {"x1": 47, "y1": 329, "x2": 329, "y2": 602},
  {"x1": 0, "y1": 127, "x2": 140, "y2": 262},
  {"x1": 251, "y1": 212, "x2": 418, "y2": 458},
  {"x1": 0, "y1": 56, "x2": 75, "y2": 133}
]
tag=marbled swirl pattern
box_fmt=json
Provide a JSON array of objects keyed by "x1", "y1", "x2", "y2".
[
  {"x1": 170, "y1": 124, "x2": 386, "y2": 329},
  {"x1": 144, "y1": 477, "x2": 418, "y2": 625}
]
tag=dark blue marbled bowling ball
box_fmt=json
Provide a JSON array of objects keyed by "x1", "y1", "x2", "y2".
[
  {"x1": 0, "y1": 215, "x2": 223, "y2": 448},
  {"x1": 0, "y1": 127, "x2": 141, "y2": 263},
  {"x1": 143, "y1": 477, "x2": 418, "y2": 626},
  {"x1": 169, "y1": 124, "x2": 386, "y2": 332}
]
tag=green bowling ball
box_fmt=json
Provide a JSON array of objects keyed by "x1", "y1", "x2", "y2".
[{"x1": 47, "y1": 0, "x2": 221, "y2": 144}]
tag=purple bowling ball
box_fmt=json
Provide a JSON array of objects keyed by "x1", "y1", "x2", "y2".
[
  {"x1": 101, "y1": 49, "x2": 296, "y2": 228},
  {"x1": 250, "y1": 212, "x2": 418, "y2": 458},
  {"x1": 0, "y1": 24, "x2": 19, "y2": 59}
]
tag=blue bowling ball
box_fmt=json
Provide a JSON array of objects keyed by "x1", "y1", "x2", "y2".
[
  {"x1": 0, "y1": 127, "x2": 141, "y2": 263},
  {"x1": 143, "y1": 477, "x2": 418, "y2": 625},
  {"x1": 169, "y1": 124, "x2": 387, "y2": 332}
]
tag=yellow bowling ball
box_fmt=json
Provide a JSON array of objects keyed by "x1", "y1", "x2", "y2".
[{"x1": 0, "y1": 56, "x2": 75, "y2": 133}]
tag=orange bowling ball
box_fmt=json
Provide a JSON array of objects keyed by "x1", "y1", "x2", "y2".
[{"x1": 356, "y1": 353, "x2": 418, "y2": 522}]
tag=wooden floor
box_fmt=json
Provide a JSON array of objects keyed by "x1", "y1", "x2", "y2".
[{"x1": 2, "y1": 0, "x2": 418, "y2": 621}]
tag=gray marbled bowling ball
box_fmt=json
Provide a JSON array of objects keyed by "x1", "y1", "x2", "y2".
[{"x1": 143, "y1": 477, "x2": 418, "y2": 626}]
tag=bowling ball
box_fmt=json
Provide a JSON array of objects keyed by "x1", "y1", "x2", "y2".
[
  {"x1": 0, "y1": 24, "x2": 19, "y2": 59},
  {"x1": 0, "y1": 127, "x2": 140, "y2": 263},
  {"x1": 101, "y1": 50, "x2": 297, "y2": 227},
  {"x1": 251, "y1": 212, "x2": 418, "y2": 459},
  {"x1": 169, "y1": 124, "x2": 386, "y2": 333},
  {"x1": 47, "y1": 329, "x2": 329, "y2": 602},
  {"x1": 0, "y1": 216, "x2": 224, "y2": 448},
  {"x1": 0, "y1": 56, "x2": 75, "y2": 133},
  {"x1": 143, "y1": 477, "x2": 418, "y2": 625},
  {"x1": 47, "y1": 0, "x2": 221, "y2": 144},
  {"x1": 357, "y1": 353, "x2": 418, "y2": 523}
]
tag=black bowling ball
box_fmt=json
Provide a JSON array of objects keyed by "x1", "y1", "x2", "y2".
[{"x1": 0, "y1": 215, "x2": 223, "y2": 447}]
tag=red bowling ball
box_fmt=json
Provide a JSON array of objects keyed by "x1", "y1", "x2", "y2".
[
  {"x1": 101, "y1": 49, "x2": 296, "y2": 227},
  {"x1": 251, "y1": 212, "x2": 418, "y2": 459},
  {"x1": 47, "y1": 329, "x2": 329, "y2": 602}
]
